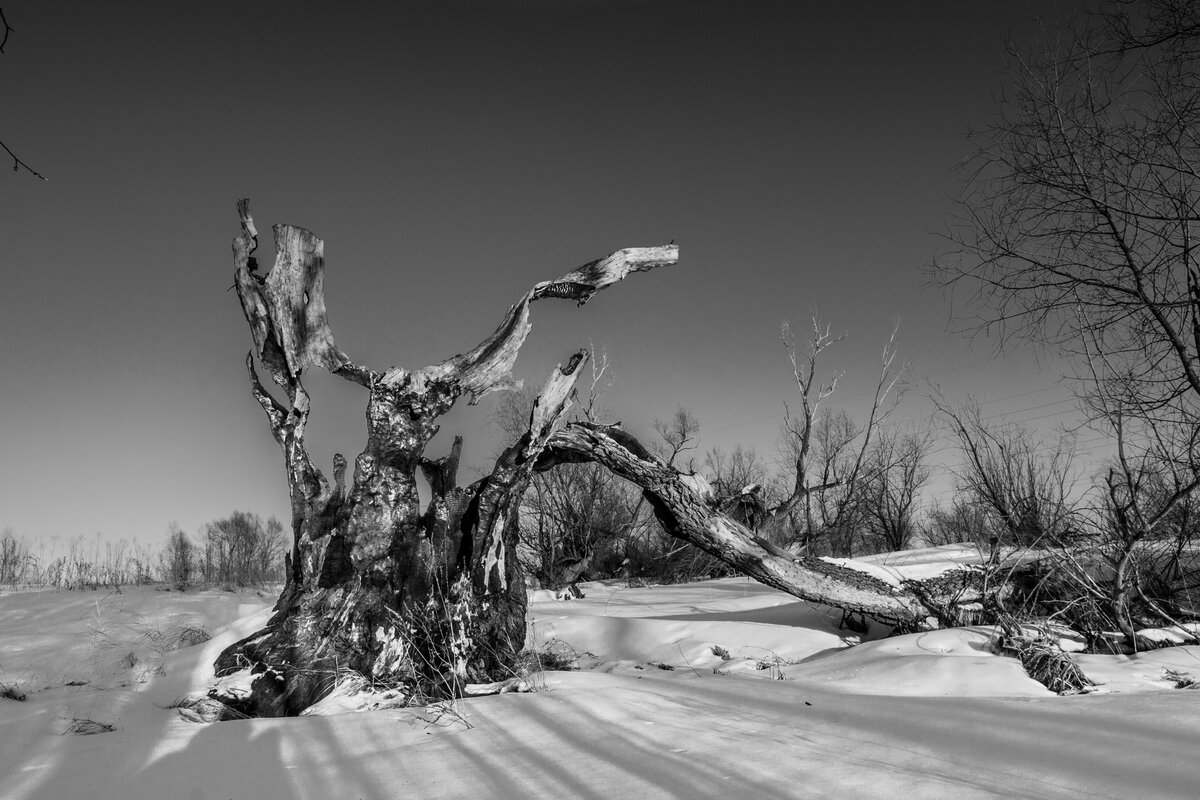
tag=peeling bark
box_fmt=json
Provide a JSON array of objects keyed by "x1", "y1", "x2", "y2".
[{"x1": 214, "y1": 200, "x2": 676, "y2": 716}]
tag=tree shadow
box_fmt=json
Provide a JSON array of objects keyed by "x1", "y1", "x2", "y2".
[{"x1": 18, "y1": 705, "x2": 392, "y2": 800}]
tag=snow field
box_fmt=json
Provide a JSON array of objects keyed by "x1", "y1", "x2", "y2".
[{"x1": 1, "y1": 555, "x2": 1199, "y2": 799}]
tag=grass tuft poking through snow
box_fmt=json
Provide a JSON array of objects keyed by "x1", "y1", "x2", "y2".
[
  {"x1": 164, "y1": 695, "x2": 251, "y2": 723},
  {"x1": 62, "y1": 717, "x2": 115, "y2": 735},
  {"x1": 995, "y1": 622, "x2": 1095, "y2": 695},
  {"x1": 516, "y1": 638, "x2": 581, "y2": 675},
  {"x1": 142, "y1": 621, "x2": 212, "y2": 652},
  {"x1": 1162, "y1": 668, "x2": 1200, "y2": 689}
]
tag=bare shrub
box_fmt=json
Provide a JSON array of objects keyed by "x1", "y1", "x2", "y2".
[{"x1": 995, "y1": 621, "x2": 1095, "y2": 695}]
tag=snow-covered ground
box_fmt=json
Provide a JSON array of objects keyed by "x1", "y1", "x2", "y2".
[{"x1": 3, "y1": 552, "x2": 1200, "y2": 799}]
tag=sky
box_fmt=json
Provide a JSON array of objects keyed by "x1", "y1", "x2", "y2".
[{"x1": 0, "y1": 1, "x2": 1099, "y2": 545}]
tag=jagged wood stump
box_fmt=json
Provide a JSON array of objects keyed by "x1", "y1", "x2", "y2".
[{"x1": 212, "y1": 200, "x2": 677, "y2": 716}]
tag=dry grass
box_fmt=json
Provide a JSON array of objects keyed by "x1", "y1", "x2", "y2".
[
  {"x1": 995, "y1": 622, "x2": 1095, "y2": 695},
  {"x1": 165, "y1": 695, "x2": 251, "y2": 723},
  {"x1": 1163, "y1": 668, "x2": 1200, "y2": 689},
  {"x1": 62, "y1": 718, "x2": 115, "y2": 735},
  {"x1": 0, "y1": 681, "x2": 25, "y2": 702},
  {"x1": 516, "y1": 638, "x2": 581, "y2": 675}
]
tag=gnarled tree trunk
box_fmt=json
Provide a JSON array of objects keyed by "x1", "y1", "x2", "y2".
[
  {"x1": 212, "y1": 201, "x2": 677, "y2": 717},
  {"x1": 213, "y1": 202, "x2": 996, "y2": 717}
]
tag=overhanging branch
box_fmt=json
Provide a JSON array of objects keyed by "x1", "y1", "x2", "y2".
[
  {"x1": 540, "y1": 422, "x2": 985, "y2": 625},
  {"x1": 390, "y1": 245, "x2": 678, "y2": 403}
]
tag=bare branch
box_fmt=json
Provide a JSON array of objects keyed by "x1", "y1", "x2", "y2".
[
  {"x1": 391, "y1": 244, "x2": 679, "y2": 403},
  {"x1": 0, "y1": 137, "x2": 46, "y2": 181},
  {"x1": 0, "y1": 8, "x2": 11, "y2": 54},
  {"x1": 0, "y1": 9, "x2": 47, "y2": 181}
]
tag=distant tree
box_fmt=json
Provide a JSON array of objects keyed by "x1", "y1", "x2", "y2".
[
  {"x1": 769, "y1": 318, "x2": 906, "y2": 555},
  {"x1": 652, "y1": 406, "x2": 702, "y2": 469},
  {"x1": 861, "y1": 425, "x2": 935, "y2": 553},
  {"x1": 0, "y1": 528, "x2": 32, "y2": 586},
  {"x1": 620, "y1": 405, "x2": 711, "y2": 584},
  {"x1": 921, "y1": 500, "x2": 991, "y2": 549},
  {"x1": 491, "y1": 376, "x2": 639, "y2": 590},
  {"x1": 934, "y1": 398, "x2": 1082, "y2": 550},
  {"x1": 202, "y1": 511, "x2": 285, "y2": 586},
  {"x1": 160, "y1": 523, "x2": 195, "y2": 587}
]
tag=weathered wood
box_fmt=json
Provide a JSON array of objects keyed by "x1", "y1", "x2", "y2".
[
  {"x1": 216, "y1": 199, "x2": 999, "y2": 719},
  {"x1": 381, "y1": 247, "x2": 677, "y2": 403},
  {"x1": 214, "y1": 200, "x2": 677, "y2": 716},
  {"x1": 541, "y1": 422, "x2": 994, "y2": 626}
]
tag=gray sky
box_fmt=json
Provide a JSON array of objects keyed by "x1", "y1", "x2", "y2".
[{"x1": 0, "y1": 1, "x2": 1092, "y2": 545}]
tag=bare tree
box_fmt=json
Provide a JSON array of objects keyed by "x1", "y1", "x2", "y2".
[
  {"x1": 202, "y1": 511, "x2": 286, "y2": 586},
  {"x1": 922, "y1": 500, "x2": 991, "y2": 549},
  {"x1": 213, "y1": 201, "x2": 680, "y2": 716},
  {"x1": 0, "y1": 528, "x2": 32, "y2": 586},
  {"x1": 934, "y1": 0, "x2": 1200, "y2": 424},
  {"x1": 766, "y1": 317, "x2": 845, "y2": 544},
  {"x1": 491, "y1": 370, "x2": 641, "y2": 590},
  {"x1": 652, "y1": 406, "x2": 701, "y2": 469},
  {"x1": 1087, "y1": 375, "x2": 1200, "y2": 647},
  {"x1": 160, "y1": 523, "x2": 195, "y2": 588},
  {"x1": 934, "y1": 398, "x2": 1082, "y2": 549},
  {"x1": 861, "y1": 425, "x2": 936, "y2": 553},
  {"x1": 931, "y1": 0, "x2": 1200, "y2": 647},
  {"x1": 765, "y1": 318, "x2": 906, "y2": 555},
  {"x1": 215, "y1": 203, "x2": 996, "y2": 716},
  {"x1": 704, "y1": 445, "x2": 776, "y2": 510}
]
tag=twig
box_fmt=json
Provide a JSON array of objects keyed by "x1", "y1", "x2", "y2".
[
  {"x1": 676, "y1": 643, "x2": 702, "y2": 678},
  {"x1": 0, "y1": 8, "x2": 12, "y2": 54},
  {"x1": 0, "y1": 9, "x2": 47, "y2": 180}
]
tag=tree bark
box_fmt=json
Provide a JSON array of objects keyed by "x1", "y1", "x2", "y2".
[
  {"x1": 213, "y1": 201, "x2": 677, "y2": 716},
  {"x1": 541, "y1": 422, "x2": 998, "y2": 626},
  {"x1": 213, "y1": 201, "x2": 995, "y2": 717}
]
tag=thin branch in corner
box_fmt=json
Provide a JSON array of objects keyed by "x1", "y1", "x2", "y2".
[
  {"x1": 0, "y1": 8, "x2": 12, "y2": 54},
  {"x1": 0, "y1": 9, "x2": 47, "y2": 180},
  {"x1": 1, "y1": 138, "x2": 47, "y2": 180}
]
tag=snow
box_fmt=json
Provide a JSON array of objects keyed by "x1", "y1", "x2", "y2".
[
  {"x1": 819, "y1": 542, "x2": 990, "y2": 587},
  {"x1": 3, "y1": 563, "x2": 1200, "y2": 799}
]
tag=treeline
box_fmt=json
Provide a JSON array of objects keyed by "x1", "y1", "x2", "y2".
[{"x1": 0, "y1": 511, "x2": 286, "y2": 590}]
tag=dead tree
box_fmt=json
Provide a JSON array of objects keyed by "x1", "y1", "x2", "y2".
[
  {"x1": 747, "y1": 317, "x2": 904, "y2": 553},
  {"x1": 212, "y1": 201, "x2": 677, "y2": 716},
  {"x1": 216, "y1": 202, "x2": 991, "y2": 716},
  {"x1": 538, "y1": 422, "x2": 990, "y2": 625}
]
